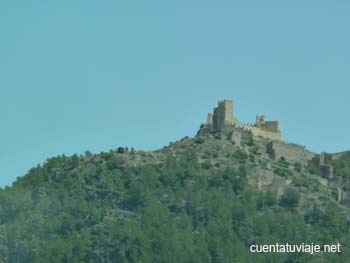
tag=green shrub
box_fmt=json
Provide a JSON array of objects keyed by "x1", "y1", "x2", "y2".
[
  {"x1": 194, "y1": 137, "x2": 205, "y2": 144},
  {"x1": 232, "y1": 149, "x2": 248, "y2": 160},
  {"x1": 294, "y1": 162, "x2": 302, "y2": 172},
  {"x1": 293, "y1": 176, "x2": 320, "y2": 192},
  {"x1": 279, "y1": 187, "x2": 300, "y2": 209},
  {"x1": 201, "y1": 162, "x2": 212, "y2": 170}
]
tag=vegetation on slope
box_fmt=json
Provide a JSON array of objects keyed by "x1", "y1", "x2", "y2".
[{"x1": 0, "y1": 136, "x2": 349, "y2": 262}]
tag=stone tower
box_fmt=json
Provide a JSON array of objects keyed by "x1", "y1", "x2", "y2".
[
  {"x1": 212, "y1": 100, "x2": 233, "y2": 131},
  {"x1": 207, "y1": 113, "x2": 213, "y2": 125}
]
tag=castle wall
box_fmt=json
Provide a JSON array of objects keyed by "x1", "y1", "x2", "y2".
[
  {"x1": 222, "y1": 125, "x2": 253, "y2": 144},
  {"x1": 207, "y1": 99, "x2": 284, "y2": 142},
  {"x1": 309, "y1": 153, "x2": 334, "y2": 178},
  {"x1": 250, "y1": 127, "x2": 283, "y2": 141},
  {"x1": 260, "y1": 121, "x2": 280, "y2": 133},
  {"x1": 267, "y1": 141, "x2": 313, "y2": 163},
  {"x1": 228, "y1": 123, "x2": 283, "y2": 142}
]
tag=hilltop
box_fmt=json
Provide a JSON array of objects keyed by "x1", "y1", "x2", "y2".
[{"x1": 0, "y1": 100, "x2": 349, "y2": 263}]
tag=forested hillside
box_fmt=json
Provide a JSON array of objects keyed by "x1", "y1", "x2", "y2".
[{"x1": 0, "y1": 135, "x2": 349, "y2": 262}]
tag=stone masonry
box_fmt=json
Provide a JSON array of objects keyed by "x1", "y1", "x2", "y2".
[{"x1": 204, "y1": 100, "x2": 284, "y2": 142}]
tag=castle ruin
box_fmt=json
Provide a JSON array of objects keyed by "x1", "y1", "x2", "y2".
[
  {"x1": 196, "y1": 99, "x2": 350, "y2": 203},
  {"x1": 201, "y1": 100, "x2": 284, "y2": 142}
]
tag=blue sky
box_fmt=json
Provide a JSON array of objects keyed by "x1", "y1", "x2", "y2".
[{"x1": 1, "y1": 1, "x2": 349, "y2": 187}]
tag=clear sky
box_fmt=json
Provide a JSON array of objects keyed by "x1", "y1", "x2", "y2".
[{"x1": 1, "y1": 1, "x2": 349, "y2": 187}]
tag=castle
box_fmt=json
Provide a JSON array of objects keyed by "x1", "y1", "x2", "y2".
[
  {"x1": 202, "y1": 99, "x2": 284, "y2": 142},
  {"x1": 198, "y1": 99, "x2": 343, "y2": 178},
  {"x1": 197, "y1": 99, "x2": 349, "y2": 202}
]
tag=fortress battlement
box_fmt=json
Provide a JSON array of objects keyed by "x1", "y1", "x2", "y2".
[{"x1": 203, "y1": 100, "x2": 284, "y2": 142}]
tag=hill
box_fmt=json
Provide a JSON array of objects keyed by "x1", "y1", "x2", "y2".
[{"x1": 0, "y1": 101, "x2": 350, "y2": 262}]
